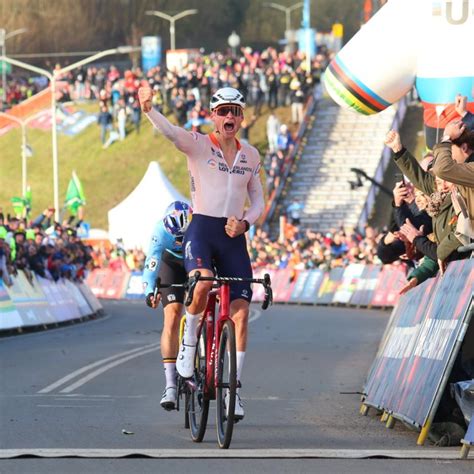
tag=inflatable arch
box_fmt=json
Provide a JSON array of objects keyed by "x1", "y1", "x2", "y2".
[{"x1": 324, "y1": 0, "x2": 474, "y2": 148}]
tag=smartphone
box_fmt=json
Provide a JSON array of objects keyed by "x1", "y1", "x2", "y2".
[{"x1": 395, "y1": 173, "x2": 405, "y2": 185}]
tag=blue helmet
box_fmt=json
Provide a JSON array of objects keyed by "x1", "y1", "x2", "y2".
[{"x1": 163, "y1": 201, "x2": 192, "y2": 237}]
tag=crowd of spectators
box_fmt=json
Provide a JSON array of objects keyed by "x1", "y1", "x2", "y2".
[
  {"x1": 0, "y1": 207, "x2": 93, "y2": 286},
  {"x1": 379, "y1": 93, "x2": 474, "y2": 293},
  {"x1": 2, "y1": 46, "x2": 329, "y2": 147},
  {"x1": 249, "y1": 224, "x2": 381, "y2": 271},
  {"x1": 0, "y1": 76, "x2": 47, "y2": 110}
]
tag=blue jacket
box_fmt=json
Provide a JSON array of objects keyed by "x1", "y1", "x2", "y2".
[{"x1": 142, "y1": 220, "x2": 183, "y2": 295}]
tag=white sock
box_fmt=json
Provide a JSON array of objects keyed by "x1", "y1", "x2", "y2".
[
  {"x1": 163, "y1": 360, "x2": 176, "y2": 388},
  {"x1": 183, "y1": 311, "x2": 199, "y2": 345},
  {"x1": 236, "y1": 351, "x2": 245, "y2": 387}
]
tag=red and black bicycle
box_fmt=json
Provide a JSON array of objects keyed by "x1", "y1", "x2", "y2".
[{"x1": 157, "y1": 271, "x2": 272, "y2": 449}]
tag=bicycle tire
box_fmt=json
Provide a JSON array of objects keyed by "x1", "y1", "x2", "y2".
[
  {"x1": 216, "y1": 320, "x2": 237, "y2": 449},
  {"x1": 188, "y1": 324, "x2": 209, "y2": 442},
  {"x1": 184, "y1": 388, "x2": 190, "y2": 429}
]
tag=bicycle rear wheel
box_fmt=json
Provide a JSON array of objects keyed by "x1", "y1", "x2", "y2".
[
  {"x1": 216, "y1": 320, "x2": 237, "y2": 449},
  {"x1": 188, "y1": 324, "x2": 209, "y2": 442}
]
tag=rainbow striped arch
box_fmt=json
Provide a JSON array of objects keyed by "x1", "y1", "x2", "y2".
[{"x1": 324, "y1": 57, "x2": 392, "y2": 116}]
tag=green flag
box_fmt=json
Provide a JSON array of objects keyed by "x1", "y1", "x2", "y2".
[
  {"x1": 24, "y1": 186, "x2": 32, "y2": 215},
  {"x1": 64, "y1": 171, "x2": 86, "y2": 216},
  {"x1": 10, "y1": 197, "x2": 25, "y2": 217}
]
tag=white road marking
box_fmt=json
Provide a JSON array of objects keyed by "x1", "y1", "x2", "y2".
[
  {"x1": 53, "y1": 398, "x2": 115, "y2": 402},
  {"x1": 59, "y1": 345, "x2": 161, "y2": 393},
  {"x1": 38, "y1": 306, "x2": 263, "y2": 395},
  {"x1": 0, "y1": 448, "x2": 470, "y2": 460},
  {"x1": 38, "y1": 342, "x2": 159, "y2": 394},
  {"x1": 36, "y1": 405, "x2": 106, "y2": 408}
]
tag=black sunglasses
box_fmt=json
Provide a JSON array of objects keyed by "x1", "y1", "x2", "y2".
[{"x1": 215, "y1": 105, "x2": 243, "y2": 117}]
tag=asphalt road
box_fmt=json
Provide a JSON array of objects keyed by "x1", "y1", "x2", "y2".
[{"x1": 0, "y1": 300, "x2": 472, "y2": 473}]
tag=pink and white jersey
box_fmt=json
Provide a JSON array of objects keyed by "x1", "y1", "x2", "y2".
[{"x1": 146, "y1": 109, "x2": 264, "y2": 224}]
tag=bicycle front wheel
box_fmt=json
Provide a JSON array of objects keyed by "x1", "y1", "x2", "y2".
[
  {"x1": 216, "y1": 320, "x2": 237, "y2": 449},
  {"x1": 188, "y1": 324, "x2": 209, "y2": 442}
]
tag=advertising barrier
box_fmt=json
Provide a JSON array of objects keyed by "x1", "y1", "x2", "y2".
[
  {"x1": 86, "y1": 269, "x2": 110, "y2": 298},
  {"x1": 125, "y1": 271, "x2": 146, "y2": 299},
  {"x1": 64, "y1": 280, "x2": 93, "y2": 317},
  {"x1": 289, "y1": 270, "x2": 310, "y2": 303},
  {"x1": 363, "y1": 259, "x2": 474, "y2": 444},
  {"x1": 272, "y1": 270, "x2": 294, "y2": 303},
  {"x1": 299, "y1": 270, "x2": 325, "y2": 304},
  {"x1": 78, "y1": 283, "x2": 103, "y2": 314},
  {"x1": 350, "y1": 265, "x2": 382, "y2": 307},
  {"x1": 38, "y1": 277, "x2": 76, "y2": 323},
  {"x1": 0, "y1": 280, "x2": 23, "y2": 330},
  {"x1": 371, "y1": 264, "x2": 406, "y2": 308},
  {"x1": 5, "y1": 272, "x2": 54, "y2": 327},
  {"x1": 316, "y1": 267, "x2": 345, "y2": 305},
  {"x1": 333, "y1": 264, "x2": 365, "y2": 304},
  {"x1": 0, "y1": 270, "x2": 103, "y2": 333}
]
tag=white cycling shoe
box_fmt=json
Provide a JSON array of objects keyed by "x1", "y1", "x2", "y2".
[
  {"x1": 225, "y1": 390, "x2": 245, "y2": 421},
  {"x1": 160, "y1": 386, "x2": 177, "y2": 411},
  {"x1": 176, "y1": 340, "x2": 196, "y2": 379}
]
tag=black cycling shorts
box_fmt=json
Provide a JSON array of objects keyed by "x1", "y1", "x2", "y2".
[
  {"x1": 158, "y1": 250, "x2": 187, "y2": 308},
  {"x1": 183, "y1": 214, "x2": 253, "y2": 303}
]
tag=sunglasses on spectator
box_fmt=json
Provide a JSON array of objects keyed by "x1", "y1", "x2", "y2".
[{"x1": 215, "y1": 105, "x2": 243, "y2": 117}]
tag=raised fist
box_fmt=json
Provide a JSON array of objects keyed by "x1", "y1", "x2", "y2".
[
  {"x1": 138, "y1": 86, "x2": 153, "y2": 113},
  {"x1": 384, "y1": 130, "x2": 402, "y2": 153},
  {"x1": 454, "y1": 94, "x2": 467, "y2": 118}
]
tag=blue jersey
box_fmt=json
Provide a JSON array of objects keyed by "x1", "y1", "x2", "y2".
[{"x1": 142, "y1": 220, "x2": 183, "y2": 294}]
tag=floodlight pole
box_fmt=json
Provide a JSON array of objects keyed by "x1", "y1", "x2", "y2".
[
  {"x1": 0, "y1": 46, "x2": 139, "y2": 221},
  {"x1": 0, "y1": 110, "x2": 46, "y2": 196},
  {"x1": 146, "y1": 9, "x2": 198, "y2": 51},
  {"x1": 263, "y1": 2, "x2": 304, "y2": 33}
]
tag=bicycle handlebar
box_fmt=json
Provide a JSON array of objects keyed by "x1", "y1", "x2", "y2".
[
  {"x1": 153, "y1": 272, "x2": 273, "y2": 310},
  {"x1": 185, "y1": 271, "x2": 273, "y2": 310}
]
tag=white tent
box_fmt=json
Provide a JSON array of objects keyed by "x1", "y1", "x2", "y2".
[{"x1": 108, "y1": 161, "x2": 189, "y2": 250}]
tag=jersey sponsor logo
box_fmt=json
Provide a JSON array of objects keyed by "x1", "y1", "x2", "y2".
[
  {"x1": 167, "y1": 294, "x2": 176, "y2": 302},
  {"x1": 240, "y1": 154, "x2": 247, "y2": 164},
  {"x1": 185, "y1": 241, "x2": 193, "y2": 260},
  {"x1": 211, "y1": 146, "x2": 223, "y2": 159},
  {"x1": 189, "y1": 171, "x2": 196, "y2": 192},
  {"x1": 241, "y1": 288, "x2": 249, "y2": 298},
  {"x1": 231, "y1": 165, "x2": 253, "y2": 175},
  {"x1": 219, "y1": 162, "x2": 229, "y2": 172},
  {"x1": 207, "y1": 158, "x2": 217, "y2": 169}
]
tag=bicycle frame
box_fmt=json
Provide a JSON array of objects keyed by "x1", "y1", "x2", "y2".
[{"x1": 201, "y1": 283, "x2": 233, "y2": 400}]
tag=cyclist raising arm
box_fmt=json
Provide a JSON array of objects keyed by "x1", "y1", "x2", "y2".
[
  {"x1": 139, "y1": 85, "x2": 265, "y2": 420},
  {"x1": 142, "y1": 201, "x2": 192, "y2": 411}
]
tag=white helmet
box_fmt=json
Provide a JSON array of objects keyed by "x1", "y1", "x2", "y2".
[{"x1": 209, "y1": 87, "x2": 246, "y2": 111}]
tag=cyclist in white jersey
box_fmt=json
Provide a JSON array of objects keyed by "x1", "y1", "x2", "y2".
[{"x1": 138, "y1": 85, "x2": 264, "y2": 420}]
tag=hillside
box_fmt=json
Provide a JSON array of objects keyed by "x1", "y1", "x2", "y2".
[{"x1": 0, "y1": 103, "x2": 291, "y2": 228}]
